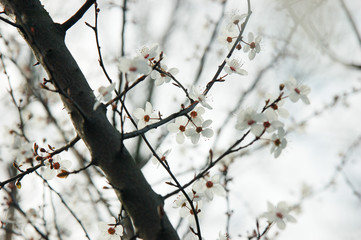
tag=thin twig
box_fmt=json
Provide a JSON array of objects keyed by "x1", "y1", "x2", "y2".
[
  {"x1": 37, "y1": 174, "x2": 92, "y2": 240},
  {"x1": 0, "y1": 15, "x2": 21, "y2": 28},
  {"x1": 193, "y1": 0, "x2": 227, "y2": 85},
  {"x1": 85, "y1": 2, "x2": 114, "y2": 84}
]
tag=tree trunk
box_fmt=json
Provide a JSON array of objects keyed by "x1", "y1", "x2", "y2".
[{"x1": 0, "y1": 1, "x2": 179, "y2": 239}]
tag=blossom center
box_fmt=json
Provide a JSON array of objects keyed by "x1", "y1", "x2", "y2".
[
  {"x1": 129, "y1": 66, "x2": 137, "y2": 72},
  {"x1": 179, "y1": 125, "x2": 186, "y2": 132},
  {"x1": 53, "y1": 162, "x2": 60, "y2": 170},
  {"x1": 247, "y1": 119, "x2": 255, "y2": 125},
  {"x1": 230, "y1": 66, "x2": 236, "y2": 72},
  {"x1": 276, "y1": 212, "x2": 284, "y2": 219},
  {"x1": 206, "y1": 181, "x2": 213, "y2": 188},
  {"x1": 271, "y1": 104, "x2": 278, "y2": 110},
  {"x1": 196, "y1": 126, "x2": 203, "y2": 133},
  {"x1": 274, "y1": 138, "x2": 281, "y2": 146},
  {"x1": 294, "y1": 88, "x2": 300, "y2": 94},
  {"x1": 190, "y1": 111, "x2": 198, "y2": 118},
  {"x1": 144, "y1": 115, "x2": 150, "y2": 122},
  {"x1": 250, "y1": 42, "x2": 256, "y2": 49},
  {"x1": 263, "y1": 121, "x2": 271, "y2": 128},
  {"x1": 107, "y1": 227, "x2": 116, "y2": 235}
]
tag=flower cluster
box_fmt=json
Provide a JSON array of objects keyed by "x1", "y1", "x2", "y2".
[
  {"x1": 43, "y1": 155, "x2": 72, "y2": 180},
  {"x1": 139, "y1": 43, "x2": 180, "y2": 86},
  {"x1": 218, "y1": 11, "x2": 262, "y2": 61},
  {"x1": 173, "y1": 174, "x2": 226, "y2": 225},
  {"x1": 94, "y1": 83, "x2": 116, "y2": 110},
  {"x1": 167, "y1": 106, "x2": 214, "y2": 144},
  {"x1": 95, "y1": 43, "x2": 180, "y2": 110},
  {"x1": 32, "y1": 143, "x2": 72, "y2": 180},
  {"x1": 235, "y1": 77, "x2": 310, "y2": 158}
]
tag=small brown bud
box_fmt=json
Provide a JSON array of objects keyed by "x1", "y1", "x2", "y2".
[{"x1": 279, "y1": 84, "x2": 285, "y2": 91}]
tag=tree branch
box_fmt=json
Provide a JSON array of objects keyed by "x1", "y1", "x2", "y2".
[{"x1": 62, "y1": 0, "x2": 96, "y2": 31}]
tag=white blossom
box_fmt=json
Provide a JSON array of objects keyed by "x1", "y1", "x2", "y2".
[
  {"x1": 243, "y1": 32, "x2": 261, "y2": 60},
  {"x1": 192, "y1": 174, "x2": 226, "y2": 201},
  {"x1": 43, "y1": 155, "x2": 71, "y2": 180},
  {"x1": 263, "y1": 119, "x2": 284, "y2": 133},
  {"x1": 133, "y1": 102, "x2": 159, "y2": 129},
  {"x1": 151, "y1": 64, "x2": 179, "y2": 86},
  {"x1": 226, "y1": 13, "x2": 247, "y2": 31},
  {"x1": 139, "y1": 43, "x2": 159, "y2": 60},
  {"x1": 285, "y1": 77, "x2": 311, "y2": 104},
  {"x1": 118, "y1": 57, "x2": 151, "y2": 82},
  {"x1": 94, "y1": 83, "x2": 116, "y2": 110},
  {"x1": 189, "y1": 86, "x2": 213, "y2": 110},
  {"x1": 150, "y1": 149, "x2": 171, "y2": 166},
  {"x1": 270, "y1": 127, "x2": 287, "y2": 158},
  {"x1": 265, "y1": 98, "x2": 289, "y2": 120},
  {"x1": 174, "y1": 192, "x2": 203, "y2": 225},
  {"x1": 167, "y1": 116, "x2": 189, "y2": 144},
  {"x1": 179, "y1": 200, "x2": 203, "y2": 225},
  {"x1": 173, "y1": 191, "x2": 202, "y2": 209},
  {"x1": 218, "y1": 29, "x2": 239, "y2": 50},
  {"x1": 235, "y1": 108, "x2": 265, "y2": 136},
  {"x1": 261, "y1": 201, "x2": 296, "y2": 229},
  {"x1": 224, "y1": 58, "x2": 248, "y2": 76},
  {"x1": 188, "y1": 106, "x2": 205, "y2": 125},
  {"x1": 185, "y1": 120, "x2": 214, "y2": 144},
  {"x1": 98, "y1": 221, "x2": 123, "y2": 240}
]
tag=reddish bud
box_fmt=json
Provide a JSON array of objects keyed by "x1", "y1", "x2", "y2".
[
  {"x1": 57, "y1": 170, "x2": 69, "y2": 178},
  {"x1": 107, "y1": 227, "x2": 115, "y2": 235}
]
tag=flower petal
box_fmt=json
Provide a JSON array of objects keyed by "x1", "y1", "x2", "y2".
[{"x1": 202, "y1": 128, "x2": 214, "y2": 138}]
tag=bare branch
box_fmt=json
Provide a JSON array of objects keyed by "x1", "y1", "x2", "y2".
[{"x1": 62, "y1": 0, "x2": 96, "y2": 31}]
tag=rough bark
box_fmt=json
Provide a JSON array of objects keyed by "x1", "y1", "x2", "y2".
[{"x1": 0, "y1": 1, "x2": 180, "y2": 239}]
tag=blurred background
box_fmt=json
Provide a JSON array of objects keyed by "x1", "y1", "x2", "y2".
[{"x1": 0, "y1": 0, "x2": 361, "y2": 239}]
